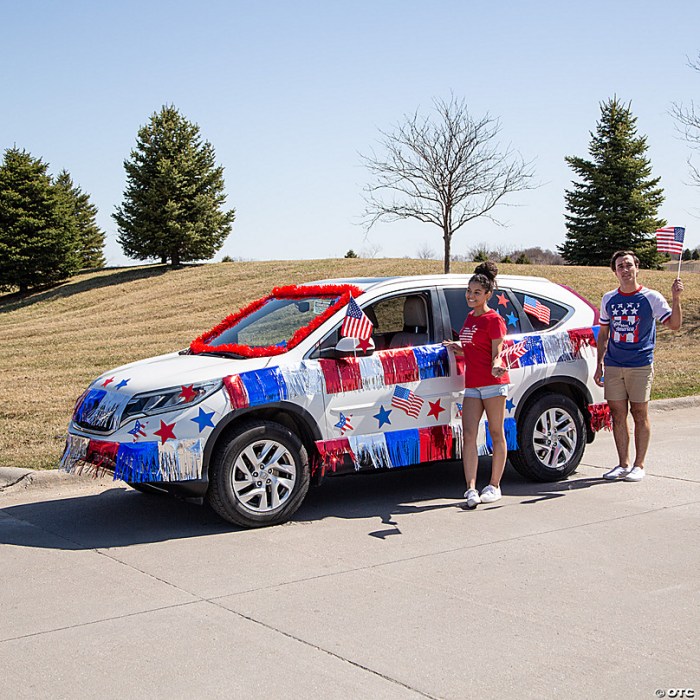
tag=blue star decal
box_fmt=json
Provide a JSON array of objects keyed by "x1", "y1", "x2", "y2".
[
  {"x1": 506, "y1": 398, "x2": 515, "y2": 413},
  {"x1": 373, "y1": 405, "x2": 392, "y2": 428},
  {"x1": 115, "y1": 378, "x2": 130, "y2": 389},
  {"x1": 191, "y1": 407, "x2": 216, "y2": 433},
  {"x1": 506, "y1": 312, "x2": 518, "y2": 328}
]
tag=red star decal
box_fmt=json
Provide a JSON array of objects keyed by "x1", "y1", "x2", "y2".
[
  {"x1": 356, "y1": 337, "x2": 372, "y2": 353},
  {"x1": 154, "y1": 420, "x2": 177, "y2": 444},
  {"x1": 102, "y1": 377, "x2": 114, "y2": 387},
  {"x1": 179, "y1": 384, "x2": 198, "y2": 402},
  {"x1": 427, "y1": 399, "x2": 445, "y2": 421},
  {"x1": 497, "y1": 293, "x2": 509, "y2": 307}
]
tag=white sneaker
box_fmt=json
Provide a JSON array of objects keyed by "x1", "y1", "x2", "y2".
[
  {"x1": 464, "y1": 489, "x2": 481, "y2": 509},
  {"x1": 603, "y1": 465, "x2": 631, "y2": 480},
  {"x1": 479, "y1": 484, "x2": 502, "y2": 503},
  {"x1": 624, "y1": 466, "x2": 645, "y2": 482}
]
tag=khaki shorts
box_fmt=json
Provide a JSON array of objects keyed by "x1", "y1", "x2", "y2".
[{"x1": 604, "y1": 364, "x2": 654, "y2": 403}]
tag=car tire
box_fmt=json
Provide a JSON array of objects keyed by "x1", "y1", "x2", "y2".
[
  {"x1": 510, "y1": 394, "x2": 586, "y2": 482},
  {"x1": 206, "y1": 420, "x2": 310, "y2": 528}
]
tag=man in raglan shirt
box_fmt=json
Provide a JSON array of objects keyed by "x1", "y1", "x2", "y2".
[{"x1": 594, "y1": 250, "x2": 683, "y2": 481}]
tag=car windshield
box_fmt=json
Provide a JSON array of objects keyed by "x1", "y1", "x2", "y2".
[{"x1": 207, "y1": 296, "x2": 338, "y2": 349}]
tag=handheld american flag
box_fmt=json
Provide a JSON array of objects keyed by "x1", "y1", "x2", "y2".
[
  {"x1": 523, "y1": 295, "x2": 551, "y2": 324},
  {"x1": 655, "y1": 226, "x2": 685, "y2": 255},
  {"x1": 341, "y1": 296, "x2": 373, "y2": 340},
  {"x1": 497, "y1": 339, "x2": 528, "y2": 368}
]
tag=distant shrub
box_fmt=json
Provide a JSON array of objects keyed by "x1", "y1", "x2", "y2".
[
  {"x1": 515, "y1": 253, "x2": 531, "y2": 264},
  {"x1": 221, "y1": 255, "x2": 234, "y2": 263},
  {"x1": 345, "y1": 249, "x2": 358, "y2": 258}
]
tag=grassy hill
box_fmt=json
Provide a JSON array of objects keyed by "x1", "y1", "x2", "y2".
[{"x1": 1, "y1": 259, "x2": 698, "y2": 470}]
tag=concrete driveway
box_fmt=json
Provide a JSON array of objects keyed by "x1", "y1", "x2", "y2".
[{"x1": 1, "y1": 401, "x2": 698, "y2": 699}]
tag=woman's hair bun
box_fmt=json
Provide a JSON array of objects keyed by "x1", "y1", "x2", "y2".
[{"x1": 473, "y1": 260, "x2": 498, "y2": 280}]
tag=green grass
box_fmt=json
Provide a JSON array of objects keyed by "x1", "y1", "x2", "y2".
[{"x1": 1, "y1": 259, "x2": 697, "y2": 470}]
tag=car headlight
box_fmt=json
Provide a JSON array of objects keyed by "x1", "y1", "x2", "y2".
[{"x1": 121, "y1": 380, "x2": 222, "y2": 424}]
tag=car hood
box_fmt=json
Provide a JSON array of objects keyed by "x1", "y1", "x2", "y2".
[{"x1": 93, "y1": 352, "x2": 274, "y2": 393}]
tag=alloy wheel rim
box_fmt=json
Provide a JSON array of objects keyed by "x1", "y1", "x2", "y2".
[
  {"x1": 232, "y1": 439, "x2": 297, "y2": 513},
  {"x1": 532, "y1": 407, "x2": 577, "y2": 469}
]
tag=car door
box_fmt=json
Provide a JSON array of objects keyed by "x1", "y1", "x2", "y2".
[{"x1": 311, "y1": 288, "x2": 453, "y2": 469}]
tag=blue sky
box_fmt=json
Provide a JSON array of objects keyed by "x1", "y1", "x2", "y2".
[{"x1": 2, "y1": 0, "x2": 698, "y2": 265}]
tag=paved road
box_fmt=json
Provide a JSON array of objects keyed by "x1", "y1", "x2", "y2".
[{"x1": 1, "y1": 402, "x2": 698, "y2": 699}]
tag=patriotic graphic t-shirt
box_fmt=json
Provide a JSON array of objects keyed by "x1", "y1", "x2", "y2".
[
  {"x1": 459, "y1": 310, "x2": 509, "y2": 388},
  {"x1": 599, "y1": 286, "x2": 671, "y2": 367}
]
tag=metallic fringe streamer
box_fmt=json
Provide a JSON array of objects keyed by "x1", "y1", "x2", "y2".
[
  {"x1": 59, "y1": 435, "x2": 89, "y2": 473},
  {"x1": 568, "y1": 328, "x2": 597, "y2": 357},
  {"x1": 588, "y1": 402, "x2": 612, "y2": 432},
  {"x1": 114, "y1": 442, "x2": 160, "y2": 482},
  {"x1": 419, "y1": 425, "x2": 453, "y2": 462},
  {"x1": 336, "y1": 358, "x2": 363, "y2": 392},
  {"x1": 385, "y1": 429, "x2": 420, "y2": 468},
  {"x1": 413, "y1": 345, "x2": 450, "y2": 379},
  {"x1": 224, "y1": 374, "x2": 249, "y2": 408},
  {"x1": 541, "y1": 331, "x2": 575, "y2": 364},
  {"x1": 76, "y1": 390, "x2": 130, "y2": 431},
  {"x1": 241, "y1": 368, "x2": 287, "y2": 406},
  {"x1": 359, "y1": 355, "x2": 385, "y2": 391},
  {"x1": 452, "y1": 423, "x2": 463, "y2": 459},
  {"x1": 349, "y1": 434, "x2": 391, "y2": 470},
  {"x1": 380, "y1": 348, "x2": 419, "y2": 385},
  {"x1": 522, "y1": 337, "x2": 546, "y2": 367},
  {"x1": 319, "y1": 359, "x2": 344, "y2": 394},
  {"x1": 158, "y1": 439, "x2": 203, "y2": 481},
  {"x1": 315, "y1": 437, "x2": 354, "y2": 474}
]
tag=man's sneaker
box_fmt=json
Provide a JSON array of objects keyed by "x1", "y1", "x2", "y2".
[
  {"x1": 464, "y1": 489, "x2": 481, "y2": 509},
  {"x1": 624, "y1": 466, "x2": 645, "y2": 482},
  {"x1": 479, "y1": 484, "x2": 502, "y2": 504},
  {"x1": 603, "y1": 465, "x2": 631, "y2": 480}
]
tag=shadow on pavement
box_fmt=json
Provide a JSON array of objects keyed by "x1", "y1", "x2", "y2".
[{"x1": 0, "y1": 460, "x2": 611, "y2": 550}]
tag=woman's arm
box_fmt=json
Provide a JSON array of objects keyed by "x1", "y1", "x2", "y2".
[
  {"x1": 491, "y1": 338, "x2": 507, "y2": 377},
  {"x1": 442, "y1": 339, "x2": 464, "y2": 356}
]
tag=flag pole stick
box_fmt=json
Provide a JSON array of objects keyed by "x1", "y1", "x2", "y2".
[{"x1": 677, "y1": 252, "x2": 682, "y2": 279}]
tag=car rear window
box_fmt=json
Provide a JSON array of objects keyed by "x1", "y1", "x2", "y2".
[
  {"x1": 511, "y1": 291, "x2": 570, "y2": 331},
  {"x1": 442, "y1": 287, "x2": 523, "y2": 337}
]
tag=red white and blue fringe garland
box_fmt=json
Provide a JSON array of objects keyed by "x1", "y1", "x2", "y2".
[{"x1": 60, "y1": 435, "x2": 203, "y2": 482}]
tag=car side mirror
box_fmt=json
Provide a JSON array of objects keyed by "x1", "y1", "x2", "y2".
[{"x1": 334, "y1": 337, "x2": 375, "y2": 356}]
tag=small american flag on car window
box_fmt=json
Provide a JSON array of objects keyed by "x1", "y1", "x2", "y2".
[{"x1": 523, "y1": 295, "x2": 550, "y2": 324}]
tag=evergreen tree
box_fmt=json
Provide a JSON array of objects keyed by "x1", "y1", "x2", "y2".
[
  {"x1": 559, "y1": 98, "x2": 665, "y2": 268},
  {"x1": 0, "y1": 148, "x2": 80, "y2": 293},
  {"x1": 113, "y1": 105, "x2": 235, "y2": 266},
  {"x1": 55, "y1": 170, "x2": 106, "y2": 269}
]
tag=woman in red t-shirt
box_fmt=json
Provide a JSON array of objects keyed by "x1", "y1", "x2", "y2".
[{"x1": 444, "y1": 262, "x2": 509, "y2": 509}]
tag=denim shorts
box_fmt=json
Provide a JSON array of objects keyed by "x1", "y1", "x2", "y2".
[{"x1": 463, "y1": 384, "x2": 509, "y2": 400}]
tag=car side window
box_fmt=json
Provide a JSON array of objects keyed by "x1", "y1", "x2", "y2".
[
  {"x1": 443, "y1": 287, "x2": 522, "y2": 337},
  {"x1": 511, "y1": 291, "x2": 570, "y2": 332},
  {"x1": 309, "y1": 292, "x2": 433, "y2": 357}
]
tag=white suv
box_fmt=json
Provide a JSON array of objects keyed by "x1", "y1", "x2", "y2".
[{"x1": 61, "y1": 274, "x2": 606, "y2": 527}]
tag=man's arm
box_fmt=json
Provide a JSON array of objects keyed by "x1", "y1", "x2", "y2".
[
  {"x1": 664, "y1": 278, "x2": 684, "y2": 331},
  {"x1": 594, "y1": 325, "x2": 609, "y2": 387}
]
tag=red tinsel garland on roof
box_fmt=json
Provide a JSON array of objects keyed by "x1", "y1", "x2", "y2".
[{"x1": 190, "y1": 284, "x2": 365, "y2": 358}]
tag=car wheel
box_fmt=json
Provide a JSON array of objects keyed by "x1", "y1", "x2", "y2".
[
  {"x1": 510, "y1": 394, "x2": 586, "y2": 482},
  {"x1": 207, "y1": 420, "x2": 310, "y2": 528}
]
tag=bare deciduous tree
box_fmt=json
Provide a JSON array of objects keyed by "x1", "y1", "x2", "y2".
[
  {"x1": 361, "y1": 96, "x2": 535, "y2": 273},
  {"x1": 671, "y1": 53, "x2": 700, "y2": 191},
  {"x1": 416, "y1": 242, "x2": 436, "y2": 260}
]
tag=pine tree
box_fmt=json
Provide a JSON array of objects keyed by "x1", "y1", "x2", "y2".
[
  {"x1": 559, "y1": 98, "x2": 665, "y2": 268},
  {"x1": 113, "y1": 105, "x2": 235, "y2": 266},
  {"x1": 0, "y1": 148, "x2": 80, "y2": 293},
  {"x1": 55, "y1": 170, "x2": 106, "y2": 269}
]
